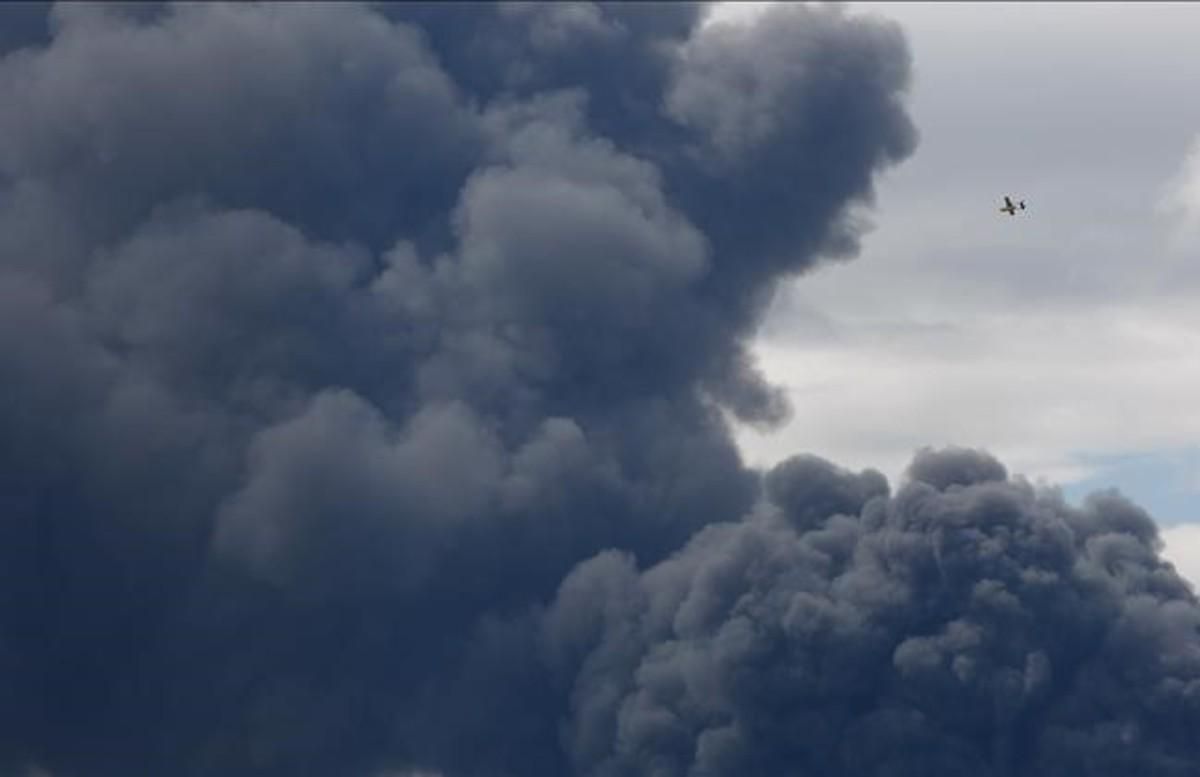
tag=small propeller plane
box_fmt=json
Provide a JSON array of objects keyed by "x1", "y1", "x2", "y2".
[{"x1": 999, "y1": 195, "x2": 1026, "y2": 216}]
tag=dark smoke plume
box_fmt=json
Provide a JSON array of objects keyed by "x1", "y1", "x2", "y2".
[
  {"x1": 1, "y1": 3, "x2": 1195, "y2": 777},
  {"x1": 547, "y1": 449, "x2": 1200, "y2": 776}
]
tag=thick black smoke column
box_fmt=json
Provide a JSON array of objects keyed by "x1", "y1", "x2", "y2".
[
  {"x1": 547, "y1": 449, "x2": 1200, "y2": 776},
  {"x1": 1, "y1": 3, "x2": 1196, "y2": 777}
]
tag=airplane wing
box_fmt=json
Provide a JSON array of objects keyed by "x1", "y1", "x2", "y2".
[{"x1": 1004, "y1": 196, "x2": 1014, "y2": 208}]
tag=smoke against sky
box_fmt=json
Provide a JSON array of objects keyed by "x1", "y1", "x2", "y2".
[
  {"x1": 0, "y1": 3, "x2": 1198, "y2": 776},
  {"x1": 727, "y1": 2, "x2": 1200, "y2": 524}
]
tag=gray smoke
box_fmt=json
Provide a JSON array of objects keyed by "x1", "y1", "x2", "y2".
[
  {"x1": 546, "y1": 449, "x2": 1200, "y2": 776},
  {"x1": 2, "y1": 3, "x2": 1195, "y2": 777}
]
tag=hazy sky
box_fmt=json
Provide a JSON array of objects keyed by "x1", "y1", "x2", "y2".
[{"x1": 713, "y1": 2, "x2": 1200, "y2": 580}]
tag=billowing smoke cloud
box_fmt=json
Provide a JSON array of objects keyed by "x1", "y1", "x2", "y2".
[
  {"x1": 547, "y1": 449, "x2": 1200, "y2": 776},
  {"x1": 2, "y1": 3, "x2": 1195, "y2": 776}
]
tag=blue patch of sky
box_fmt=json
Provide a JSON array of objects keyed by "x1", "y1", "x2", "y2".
[{"x1": 1062, "y1": 447, "x2": 1200, "y2": 526}]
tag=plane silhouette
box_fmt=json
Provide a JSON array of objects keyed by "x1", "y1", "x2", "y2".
[{"x1": 999, "y1": 195, "x2": 1026, "y2": 216}]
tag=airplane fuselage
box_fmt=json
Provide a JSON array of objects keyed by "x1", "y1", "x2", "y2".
[{"x1": 999, "y1": 196, "x2": 1025, "y2": 216}]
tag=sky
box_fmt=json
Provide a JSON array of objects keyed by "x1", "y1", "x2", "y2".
[
  {"x1": 715, "y1": 2, "x2": 1200, "y2": 582},
  {"x1": 3, "y1": 3, "x2": 1200, "y2": 776}
]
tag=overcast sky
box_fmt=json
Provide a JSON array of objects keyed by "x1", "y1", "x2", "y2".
[{"x1": 711, "y1": 2, "x2": 1200, "y2": 581}]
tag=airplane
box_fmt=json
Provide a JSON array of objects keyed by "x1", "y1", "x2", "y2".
[{"x1": 999, "y1": 195, "x2": 1026, "y2": 216}]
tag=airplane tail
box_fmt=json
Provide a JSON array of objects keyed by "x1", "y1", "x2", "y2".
[{"x1": 1019, "y1": 201, "x2": 1026, "y2": 209}]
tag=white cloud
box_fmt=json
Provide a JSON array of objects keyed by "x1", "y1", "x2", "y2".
[
  {"x1": 738, "y1": 300, "x2": 1200, "y2": 488},
  {"x1": 1161, "y1": 523, "x2": 1200, "y2": 590},
  {"x1": 1160, "y1": 134, "x2": 1200, "y2": 248},
  {"x1": 702, "y1": 1, "x2": 775, "y2": 29}
]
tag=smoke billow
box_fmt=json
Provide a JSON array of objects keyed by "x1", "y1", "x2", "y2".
[
  {"x1": 547, "y1": 449, "x2": 1200, "y2": 776},
  {"x1": 1, "y1": 3, "x2": 1196, "y2": 776}
]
